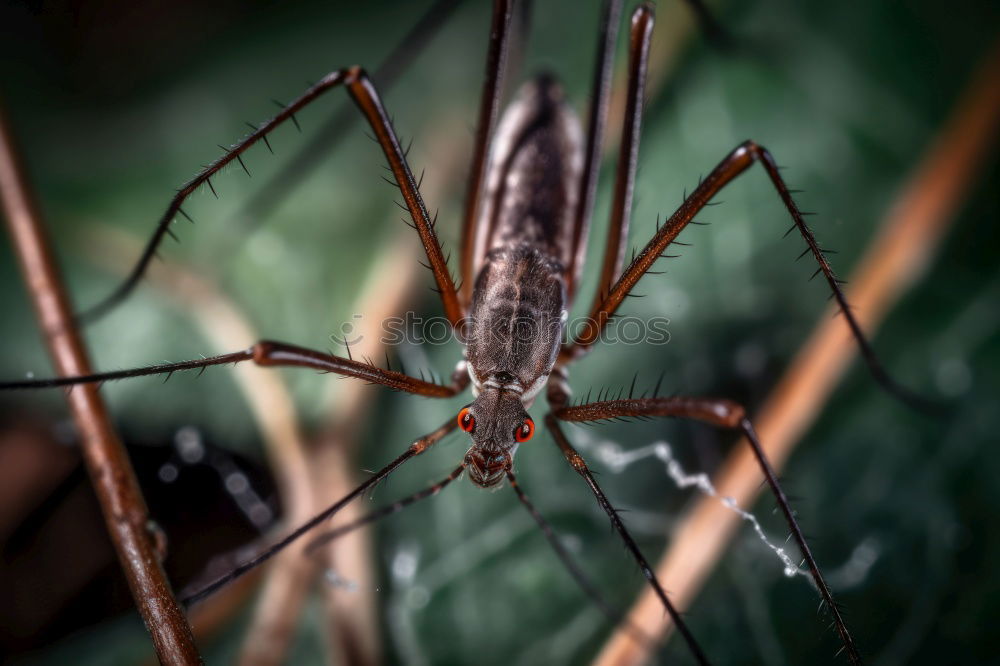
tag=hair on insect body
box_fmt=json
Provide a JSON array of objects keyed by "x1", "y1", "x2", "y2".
[{"x1": 1, "y1": 0, "x2": 980, "y2": 663}]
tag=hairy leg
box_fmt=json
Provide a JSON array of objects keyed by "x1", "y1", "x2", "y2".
[
  {"x1": 0, "y1": 339, "x2": 469, "y2": 398},
  {"x1": 562, "y1": 139, "x2": 925, "y2": 411},
  {"x1": 80, "y1": 68, "x2": 464, "y2": 326}
]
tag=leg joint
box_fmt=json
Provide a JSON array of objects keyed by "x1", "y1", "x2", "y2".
[
  {"x1": 252, "y1": 340, "x2": 276, "y2": 365},
  {"x1": 705, "y1": 399, "x2": 746, "y2": 428},
  {"x1": 568, "y1": 453, "x2": 589, "y2": 473},
  {"x1": 343, "y1": 65, "x2": 366, "y2": 84}
]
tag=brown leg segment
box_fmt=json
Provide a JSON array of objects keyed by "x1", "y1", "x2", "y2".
[
  {"x1": 561, "y1": 139, "x2": 925, "y2": 410},
  {"x1": 569, "y1": 0, "x2": 730, "y2": 300},
  {"x1": 81, "y1": 68, "x2": 464, "y2": 328},
  {"x1": 585, "y1": 3, "x2": 654, "y2": 317},
  {"x1": 554, "y1": 396, "x2": 862, "y2": 666},
  {"x1": 459, "y1": 0, "x2": 514, "y2": 305},
  {"x1": 544, "y1": 414, "x2": 711, "y2": 666},
  {"x1": 230, "y1": 0, "x2": 464, "y2": 241},
  {"x1": 0, "y1": 339, "x2": 468, "y2": 398},
  {"x1": 565, "y1": 0, "x2": 623, "y2": 299}
]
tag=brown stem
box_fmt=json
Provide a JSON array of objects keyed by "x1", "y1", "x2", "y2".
[
  {"x1": 0, "y1": 104, "x2": 201, "y2": 662},
  {"x1": 594, "y1": 38, "x2": 1000, "y2": 666}
]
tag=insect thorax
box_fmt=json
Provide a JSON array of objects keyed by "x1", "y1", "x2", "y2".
[{"x1": 466, "y1": 243, "x2": 565, "y2": 404}]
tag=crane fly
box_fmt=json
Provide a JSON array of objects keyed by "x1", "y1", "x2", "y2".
[{"x1": 0, "y1": 0, "x2": 945, "y2": 663}]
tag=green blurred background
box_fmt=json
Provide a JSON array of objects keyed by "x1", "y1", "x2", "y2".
[{"x1": 1, "y1": 0, "x2": 998, "y2": 663}]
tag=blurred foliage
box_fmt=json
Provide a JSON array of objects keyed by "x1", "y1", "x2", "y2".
[{"x1": 0, "y1": 0, "x2": 998, "y2": 664}]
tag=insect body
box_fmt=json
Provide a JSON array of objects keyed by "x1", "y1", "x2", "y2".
[
  {"x1": 463, "y1": 75, "x2": 580, "y2": 486},
  {"x1": 0, "y1": 1, "x2": 939, "y2": 663}
]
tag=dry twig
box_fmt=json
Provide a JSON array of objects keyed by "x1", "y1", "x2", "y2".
[
  {"x1": 0, "y1": 104, "x2": 201, "y2": 663},
  {"x1": 83, "y1": 225, "x2": 313, "y2": 661}
]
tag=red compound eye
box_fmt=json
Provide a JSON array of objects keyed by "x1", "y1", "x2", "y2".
[
  {"x1": 458, "y1": 407, "x2": 475, "y2": 433},
  {"x1": 514, "y1": 417, "x2": 534, "y2": 443}
]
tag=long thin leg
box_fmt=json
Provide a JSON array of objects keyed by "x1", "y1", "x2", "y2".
[
  {"x1": 181, "y1": 417, "x2": 458, "y2": 606},
  {"x1": 545, "y1": 415, "x2": 711, "y2": 666},
  {"x1": 458, "y1": 0, "x2": 514, "y2": 304},
  {"x1": 350, "y1": 71, "x2": 466, "y2": 326},
  {"x1": 300, "y1": 464, "x2": 653, "y2": 650},
  {"x1": 506, "y1": 470, "x2": 654, "y2": 651},
  {"x1": 562, "y1": 139, "x2": 927, "y2": 409},
  {"x1": 554, "y1": 395, "x2": 862, "y2": 666},
  {"x1": 230, "y1": 0, "x2": 464, "y2": 239},
  {"x1": 565, "y1": 0, "x2": 623, "y2": 299},
  {"x1": 80, "y1": 68, "x2": 464, "y2": 327},
  {"x1": 301, "y1": 464, "x2": 651, "y2": 649},
  {"x1": 568, "y1": 0, "x2": 728, "y2": 300},
  {"x1": 0, "y1": 339, "x2": 468, "y2": 398},
  {"x1": 304, "y1": 463, "x2": 466, "y2": 555},
  {"x1": 586, "y1": 3, "x2": 653, "y2": 318}
]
